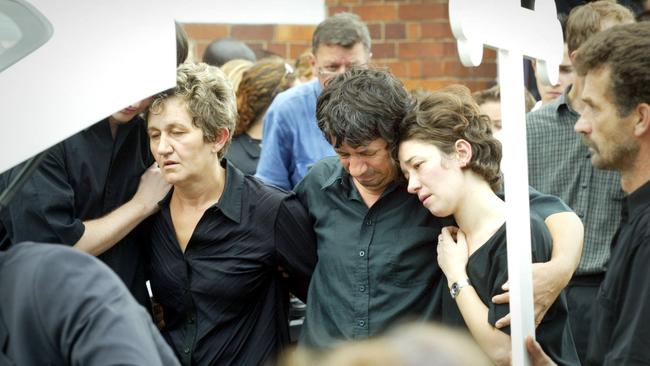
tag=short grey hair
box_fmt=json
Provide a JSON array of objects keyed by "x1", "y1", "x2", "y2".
[
  {"x1": 312, "y1": 12, "x2": 371, "y2": 54},
  {"x1": 148, "y1": 62, "x2": 237, "y2": 159}
]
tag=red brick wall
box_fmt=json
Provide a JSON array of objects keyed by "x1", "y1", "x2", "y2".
[{"x1": 182, "y1": 0, "x2": 496, "y2": 92}]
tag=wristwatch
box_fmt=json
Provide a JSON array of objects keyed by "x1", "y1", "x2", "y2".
[{"x1": 450, "y1": 278, "x2": 472, "y2": 299}]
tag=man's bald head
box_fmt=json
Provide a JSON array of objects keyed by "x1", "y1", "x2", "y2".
[{"x1": 202, "y1": 38, "x2": 256, "y2": 67}]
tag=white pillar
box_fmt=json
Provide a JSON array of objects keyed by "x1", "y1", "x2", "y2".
[{"x1": 448, "y1": 1, "x2": 563, "y2": 364}]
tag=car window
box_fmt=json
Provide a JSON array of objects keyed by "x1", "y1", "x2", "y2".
[{"x1": 0, "y1": 0, "x2": 52, "y2": 72}]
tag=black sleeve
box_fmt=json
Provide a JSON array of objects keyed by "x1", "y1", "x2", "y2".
[
  {"x1": 135, "y1": 215, "x2": 156, "y2": 282},
  {"x1": 487, "y1": 218, "x2": 552, "y2": 334},
  {"x1": 34, "y1": 247, "x2": 180, "y2": 365},
  {"x1": 6, "y1": 143, "x2": 84, "y2": 245},
  {"x1": 487, "y1": 245, "x2": 511, "y2": 334},
  {"x1": 528, "y1": 186, "x2": 572, "y2": 220},
  {"x1": 606, "y1": 234, "x2": 650, "y2": 365},
  {"x1": 274, "y1": 194, "x2": 317, "y2": 302}
]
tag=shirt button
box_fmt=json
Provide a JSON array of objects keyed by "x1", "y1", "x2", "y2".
[
  {"x1": 577, "y1": 212, "x2": 584, "y2": 218},
  {"x1": 358, "y1": 320, "x2": 366, "y2": 327},
  {"x1": 184, "y1": 347, "x2": 190, "y2": 354},
  {"x1": 359, "y1": 285, "x2": 366, "y2": 292},
  {"x1": 581, "y1": 183, "x2": 588, "y2": 189},
  {"x1": 188, "y1": 316, "x2": 195, "y2": 324},
  {"x1": 359, "y1": 250, "x2": 365, "y2": 257},
  {"x1": 365, "y1": 219, "x2": 373, "y2": 226}
]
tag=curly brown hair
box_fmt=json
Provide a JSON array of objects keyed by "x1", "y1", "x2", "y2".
[
  {"x1": 399, "y1": 85, "x2": 502, "y2": 192},
  {"x1": 235, "y1": 58, "x2": 296, "y2": 136}
]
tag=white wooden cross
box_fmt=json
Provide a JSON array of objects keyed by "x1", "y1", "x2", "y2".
[{"x1": 448, "y1": 1, "x2": 563, "y2": 365}]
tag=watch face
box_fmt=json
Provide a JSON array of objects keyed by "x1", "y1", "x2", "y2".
[
  {"x1": 450, "y1": 279, "x2": 470, "y2": 299},
  {"x1": 450, "y1": 283, "x2": 459, "y2": 298}
]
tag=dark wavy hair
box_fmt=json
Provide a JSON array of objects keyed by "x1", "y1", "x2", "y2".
[
  {"x1": 399, "y1": 85, "x2": 503, "y2": 192},
  {"x1": 317, "y1": 67, "x2": 413, "y2": 152},
  {"x1": 235, "y1": 58, "x2": 295, "y2": 136}
]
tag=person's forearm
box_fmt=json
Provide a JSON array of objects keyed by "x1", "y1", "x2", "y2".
[
  {"x1": 73, "y1": 199, "x2": 153, "y2": 256},
  {"x1": 545, "y1": 212, "x2": 584, "y2": 284},
  {"x1": 450, "y1": 280, "x2": 511, "y2": 365}
]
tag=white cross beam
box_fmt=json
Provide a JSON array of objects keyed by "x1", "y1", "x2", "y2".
[{"x1": 448, "y1": 1, "x2": 563, "y2": 365}]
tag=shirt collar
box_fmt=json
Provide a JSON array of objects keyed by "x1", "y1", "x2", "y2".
[
  {"x1": 311, "y1": 78, "x2": 322, "y2": 98},
  {"x1": 622, "y1": 179, "x2": 650, "y2": 224},
  {"x1": 158, "y1": 159, "x2": 243, "y2": 224},
  {"x1": 321, "y1": 160, "x2": 349, "y2": 191},
  {"x1": 216, "y1": 159, "x2": 244, "y2": 224},
  {"x1": 552, "y1": 85, "x2": 579, "y2": 116}
]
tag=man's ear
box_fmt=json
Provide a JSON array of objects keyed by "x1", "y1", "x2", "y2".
[
  {"x1": 212, "y1": 128, "x2": 231, "y2": 154},
  {"x1": 569, "y1": 50, "x2": 578, "y2": 65},
  {"x1": 309, "y1": 51, "x2": 318, "y2": 79},
  {"x1": 633, "y1": 103, "x2": 650, "y2": 138},
  {"x1": 454, "y1": 139, "x2": 472, "y2": 167}
]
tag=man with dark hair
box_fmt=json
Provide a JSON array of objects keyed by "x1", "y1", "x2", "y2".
[
  {"x1": 528, "y1": 22, "x2": 650, "y2": 366},
  {"x1": 525, "y1": 2, "x2": 634, "y2": 362},
  {"x1": 296, "y1": 67, "x2": 582, "y2": 348},
  {"x1": 202, "y1": 37, "x2": 256, "y2": 67},
  {"x1": 255, "y1": 12, "x2": 371, "y2": 190}
]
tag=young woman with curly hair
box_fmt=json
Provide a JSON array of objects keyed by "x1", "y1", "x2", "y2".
[{"x1": 397, "y1": 86, "x2": 579, "y2": 366}]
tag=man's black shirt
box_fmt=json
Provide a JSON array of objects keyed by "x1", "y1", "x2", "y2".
[
  {"x1": 0, "y1": 117, "x2": 153, "y2": 305},
  {"x1": 0, "y1": 243, "x2": 179, "y2": 365},
  {"x1": 587, "y1": 180, "x2": 650, "y2": 365},
  {"x1": 148, "y1": 161, "x2": 316, "y2": 366}
]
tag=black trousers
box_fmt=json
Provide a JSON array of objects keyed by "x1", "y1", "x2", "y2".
[{"x1": 565, "y1": 273, "x2": 604, "y2": 366}]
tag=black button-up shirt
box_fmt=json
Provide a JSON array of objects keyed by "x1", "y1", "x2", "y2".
[
  {"x1": 0, "y1": 117, "x2": 152, "y2": 305},
  {"x1": 294, "y1": 157, "x2": 446, "y2": 348},
  {"x1": 148, "y1": 161, "x2": 316, "y2": 366},
  {"x1": 587, "y1": 180, "x2": 650, "y2": 365}
]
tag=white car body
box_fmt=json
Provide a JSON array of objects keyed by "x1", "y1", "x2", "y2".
[{"x1": 0, "y1": 0, "x2": 324, "y2": 173}]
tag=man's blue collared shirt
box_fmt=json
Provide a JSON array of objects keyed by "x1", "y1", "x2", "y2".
[{"x1": 255, "y1": 79, "x2": 336, "y2": 190}]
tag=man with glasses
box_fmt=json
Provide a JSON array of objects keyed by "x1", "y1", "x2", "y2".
[{"x1": 255, "y1": 12, "x2": 371, "y2": 191}]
